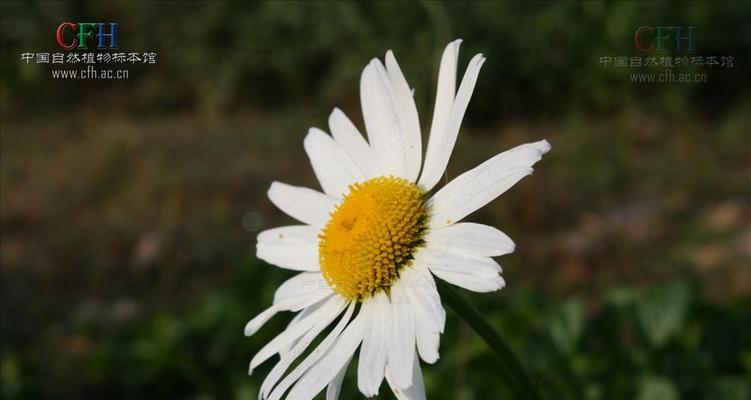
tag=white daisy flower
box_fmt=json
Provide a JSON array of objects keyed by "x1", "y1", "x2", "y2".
[{"x1": 246, "y1": 39, "x2": 550, "y2": 400}]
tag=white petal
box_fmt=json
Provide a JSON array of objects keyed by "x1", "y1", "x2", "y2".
[
  {"x1": 280, "y1": 298, "x2": 328, "y2": 359},
  {"x1": 250, "y1": 296, "x2": 345, "y2": 374},
  {"x1": 267, "y1": 182, "x2": 338, "y2": 228},
  {"x1": 328, "y1": 108, "x2": 378, "y2": 178},
  {"x1": 427, "y1": 39, "x2": 461, "y2": 153},
  {"x1": 426, "y1": 222, "x2": 515, "y2": 257},
  {"x1": 385, "y1": 50, "x2": 422, "y2": 181},
  {"x1": 401, "y1": 264, "x2": 445, "y2": 333},
  {"x1": 267, "y1": 302, "x2": 360, "y2": 400},
  {"x1": 273, "y1": 272, "x2": 331, "y2": 309},
  {"x1": 419, "y1": 50, "x2": 486, "y2": 191},
  {"x1": 359, "y1": 64, "x2": 386, "y2": 177},
  {"x1": 244, "y1": 304, "x2": 279, "y2": 337},
  {"x1": 428, "y1": 140, "x2": 551, "y2": 227},
  {"x1": 284, "y1": 307, "x2": 367, "y2": 400},
  {"x1": 430, "y1": 268, "x2": 505, "y2": 292},
  {"x1": 245, "y1": 293, "x2": 326, "y2": 339},
  {"x1": 387, "y1": 282, "x2": 416, "y2": 389},
  {"x1": 396, "y1": 279, "x2": 442, "y2": 364},
  {"x1": 357, "y1": 292, "x2": 389, "y2": 396},
  {"x1": 262, "y1": 322, "x2": 322, "y2": 398},
  {"x1": 413, "y1": 310, "x2": 440, "y2": 363},
  {"x1": 360, "y1": 60, "x2": 409, "y2": 178},
  {"x1": 326, "y1": 355, "x2": 352, "y2": 400},
  {"x1": 304, "y1": 128, "x2": 366, "y2": 198},
  {"x1": 417, "y1": 247, "x2": 505, "y2": 293},
  {"x1": 261, "y1": 302, "x2": 356, "y2": 399},
  {"x1": 257, "y1": 226, "x2": 319, "y2": 271},
  {"x1": 385, "y1": 354, "x2": 426, "y2": 400},
  {"x1": 418, "y1": 246, "x2": 502, "y2": 276}
]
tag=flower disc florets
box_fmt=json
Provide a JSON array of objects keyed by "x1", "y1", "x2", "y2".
[{"x1": 319, "y1": 176, "x2": 428, "y2": 301}]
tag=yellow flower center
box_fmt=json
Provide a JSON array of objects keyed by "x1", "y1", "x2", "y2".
[{"x1": 319, "y1": 176, "x2": 428, "y2": 301}]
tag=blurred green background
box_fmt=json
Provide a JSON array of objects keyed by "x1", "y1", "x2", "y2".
[{"x1": 1, "y1": 1, "x2": 750, "y2": 399}]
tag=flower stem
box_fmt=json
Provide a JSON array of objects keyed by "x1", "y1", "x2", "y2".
[{"x1": 437, "y1": 280, "x2": 543, "y2": 399}]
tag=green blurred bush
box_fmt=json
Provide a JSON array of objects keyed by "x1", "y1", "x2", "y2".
[{"x1": 2, "y1": 1, "x2": 749, "y2": 118}]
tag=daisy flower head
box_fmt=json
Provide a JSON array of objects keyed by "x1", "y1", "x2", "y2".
[{"x1": 246, "y1": 39, "x2": 550, "y2": 399}]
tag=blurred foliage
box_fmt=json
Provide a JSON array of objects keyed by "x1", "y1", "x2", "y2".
[
  {"x1": 2, "y1": 1, "x2": 750, "y2": 118},
  {"x1": 1, "y1": 1, "x2": 750, "y2": 399}
]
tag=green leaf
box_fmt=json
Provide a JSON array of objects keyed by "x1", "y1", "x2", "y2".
[
  {"x1": 638, "y1": 376, "x2": 678, "y2": 400},
  {"x1": 710, "y1": 377, "x2": 750, "y2": 400},
  {"x1": 548, "y1": 297, "x2": 585, "y2": 354},
  {"x1": 605, "y1": 287, "x2": 638, "y2": 308},
  {"x1": 637, "y1": 281, "x2": 691, "y2": 347}
]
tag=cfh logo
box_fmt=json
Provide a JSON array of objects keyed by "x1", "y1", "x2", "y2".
[
  {"x1": 56, "y1": 22, "x2": 118, "y2": 50},
  {"x1": 634, "y1": 26, "x2": 695, "y2": 53}
]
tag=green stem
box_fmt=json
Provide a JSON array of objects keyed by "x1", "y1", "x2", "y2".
[{"x1": 437, "y1": 280, "x2": 543, "y2": 399}]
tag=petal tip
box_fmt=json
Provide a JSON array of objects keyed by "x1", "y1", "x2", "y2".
[
  {"x1": 244, "y1": 321, "x2": 255, "y2": 337},
  {"x1": 536, "y1": 139, "x2": 552, "y2": 154},
  {"x1": 267, "y1": 181, "x2": 281, "y2": 199},
  {"x1": 306, "y1": 127, "x2": 326, "y2": 139},
  {"x1": 422, "y1": 354, "x2": 438, "y2": 364},
  {"x1": 446, "y1": 38, "x2": 463, "y2": 52}
]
